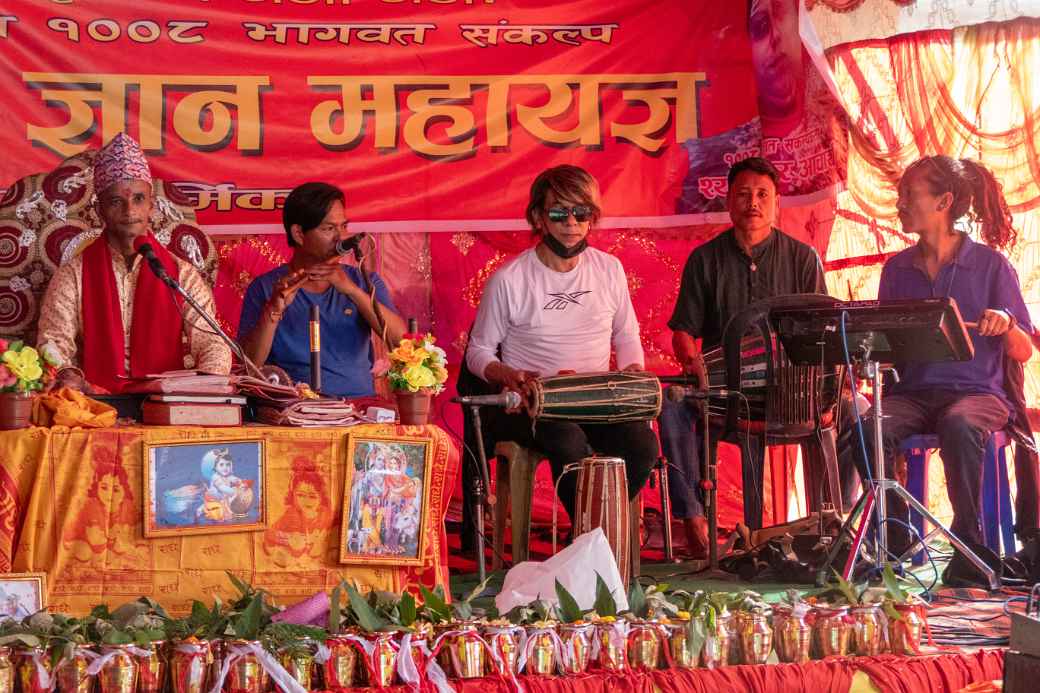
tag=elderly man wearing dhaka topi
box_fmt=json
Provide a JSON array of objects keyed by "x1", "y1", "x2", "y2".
[{"x1": 36, "y1": 133, "x2": 231, "y2": 392}]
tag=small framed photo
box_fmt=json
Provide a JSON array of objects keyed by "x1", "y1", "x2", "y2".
[
  {"x1": 340, "y1": 435, "x2": 433, "y2": 566},
  {"x1": 144, "y1": 440, "x2": 266, "y2": 537},
  {"x1": 0, "y1": 573, "x2": 45, "y2": 619}
]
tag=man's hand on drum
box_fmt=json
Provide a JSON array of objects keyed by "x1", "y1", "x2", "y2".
[{"x1": 620, "y1": 363, "x2": 644, "y2": 373}]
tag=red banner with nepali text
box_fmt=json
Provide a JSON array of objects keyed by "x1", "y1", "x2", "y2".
[{"x1": 0, "y1": 0, "x2": 842, "y2": 235}]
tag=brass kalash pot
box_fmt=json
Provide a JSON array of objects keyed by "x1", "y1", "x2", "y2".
[
  {"x1": 592, "y1": 618, "x2": 629, "y2": 672},
  {"x1": 626, "y1": 621, "x2": 662, "y2": 671},
  {"x1": 55, "y1": 645, "x2": 94, "y2": 693},
  {"x1": 320, "y1": 634, "x2": 362, "y2": 688},
  {"x1": 0, "y1": 646, "x2": 12, "y2": 693},
  {"x1": 662, "y1": 613, "x2": 697, "y2": 669},
  {"x1": 277, "y1": 642, "x2": 316, "y2": 692},
  {"x1": 812, "y1": 605, "x2": 851, "y2": 658},
  {"x1": 95, "y1": 645, "x2": 140, "y2": 693},
  {"x1": 887, "y1": 602, "x2": 924, "y2": 656},
  {"x1": 849, "y1": 604, "x2": 885, "y2": 656},
  {"x1": 772, "y1": 604, "x2": 812, "y2": 664},
  {"x1": 522, "y1": 623, "x2": 558, "y2": 676},
  {"x1": 434, "y1": 622, "x2": 487, "y2": 679},
  {"x1": 699, "y1": 611, "x2": 732, "y2": 669},
  {"x1": 169, "y1": 639, "x2": 213, "y2": 693},
  {"x1": 557, "y1": 622, "x2": 593, "y2": 674},
  {"x1": 131, "y1": 643, "x2": 165, "y2": 693},
  {"x1": 734, "y1": 609, "x2": 772, "y2": 665},
  {"x1": 481, "y1": 623, "x2": 523, "y2": 676},
  {"x1": 13, "y1": 647, "x2": 53, "y2": 693},
  {"x1": 222, "y1": 640, "x2": 269, "y2": 693}
]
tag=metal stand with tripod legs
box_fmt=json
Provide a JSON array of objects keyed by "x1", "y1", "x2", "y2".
[
  {"x1": 814, "y1": 355, "x2": 999, "y2": 589},
  {"x1": 770, "y1": 297, "x2": 1003, "y2": 590}
]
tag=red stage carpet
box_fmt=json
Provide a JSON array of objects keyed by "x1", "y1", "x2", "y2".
[{"x1": 341, "y1": 650, "x2": 1005, "y2": 693}]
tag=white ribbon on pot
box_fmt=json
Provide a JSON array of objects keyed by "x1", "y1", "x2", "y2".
[
  {"x1": 30, "y1": 650, "x2": 57, "y2": 691},
  {"x1": 396, "y1": 632, "x2": 455, "y2": 693},
  {"x1": 84, "y1": 645, "x2": 154, "y2": 677},
  {"x1": 207, "y1": 641, "x2": 305, "y2": 693}
]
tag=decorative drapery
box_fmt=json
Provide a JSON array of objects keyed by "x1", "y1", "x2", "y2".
[
  {"x1": 804, "y1": 0, "x2": 1040, "y2": 53},
  {"x1": 819, "y1": 18, "x2": 1040, "y2": 407}
]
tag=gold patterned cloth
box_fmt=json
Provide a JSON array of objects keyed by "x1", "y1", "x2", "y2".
[
  {"x1": 36, "y1": 247, "x2": 232, "y2": 377},
  {"x1": 0, "y1": 423, "x2": 457, "y2": 613}
]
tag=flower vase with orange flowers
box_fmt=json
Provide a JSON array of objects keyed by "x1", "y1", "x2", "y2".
[
  {"x1": 0, "y1": 340, "x2": 59, "y2": 430},
  {"x1": 386, "y1": 334, "x2": 448, "y2": 425}
]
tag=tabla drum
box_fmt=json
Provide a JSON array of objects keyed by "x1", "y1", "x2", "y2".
[
  {"x1": 525, "y1": 371, "x2": 662, "y2": 424},
  {"x1": 573, "y1": 456, "x2": 631, "y2": 581}
]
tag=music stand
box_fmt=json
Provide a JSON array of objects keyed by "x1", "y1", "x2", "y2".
[{"x1": 771, "y1": 298, "x2": 1000, "y2": 590}]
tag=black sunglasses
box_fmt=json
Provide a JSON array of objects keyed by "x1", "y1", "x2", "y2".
[{"x1": 546, "y1": 205, "x2": 594, "y2": 223}]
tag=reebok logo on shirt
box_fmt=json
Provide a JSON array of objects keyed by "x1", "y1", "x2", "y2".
[{"x1": 543, "y1": 290, "x2": 591, "y2": 310}]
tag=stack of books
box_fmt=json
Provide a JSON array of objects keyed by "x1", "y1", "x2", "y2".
[
  {"x1": 141, "y1": 393, "x2": 246, "y2": 426},
  {"x1": 124, "y1": 371, "x2": 245, "y2": 426}
]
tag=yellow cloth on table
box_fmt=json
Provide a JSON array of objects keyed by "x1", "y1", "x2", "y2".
[
  {"x1": 0, "y1": 423, "x2": 457, "y2": 615},
  {"x1": 31, "y1": 388, "x2": 118, "y2": 428}
]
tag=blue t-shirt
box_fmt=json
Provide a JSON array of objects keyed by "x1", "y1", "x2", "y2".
[
  {"x1": 238, "y1": 265, "x2": 397, "y2": 398},
  {"x1": 878, "y1": 233, "x2": 1032, "y2": 409}
]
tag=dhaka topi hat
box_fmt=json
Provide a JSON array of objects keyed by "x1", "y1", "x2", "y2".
[{"x1": 93, "y1": 132, "x2": 152, "y2": 194}]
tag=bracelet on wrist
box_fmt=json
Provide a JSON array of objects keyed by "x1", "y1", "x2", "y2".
[
  {"x1": 1005, "y1": 310, "x2": 1018, "y2": 333},
  {"x1": 266, "y1": 307, "x2": 283, "y2": 323}
]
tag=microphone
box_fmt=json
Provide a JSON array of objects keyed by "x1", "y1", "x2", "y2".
[
  {"x1": 452, "y1": 391, "x2": 523, "y2": 408},
  {"x1": 666, "y1": 385, "x2": 735, "y2": 402},
  {"x1": 133, "y1": 239, "x2": 173, "y2": 284},
  {"x1": 334, "y1": 233, "x2": 367, "y2": 257}
]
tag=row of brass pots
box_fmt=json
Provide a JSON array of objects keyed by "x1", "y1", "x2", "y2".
[
  {"x1": 773, "y1": 603, "x2": 924, "y2": 663},
  {"x1": 0, "y1": 606, "x2": 923, "y2": 693},
  {"x1": 0, "y1": 639, "x2": 343, "y2": 693}
]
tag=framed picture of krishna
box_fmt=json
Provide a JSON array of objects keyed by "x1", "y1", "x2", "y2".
[
  {"x1": 340, "y1": 435, "x2": 433, "y2": 566},
  {"x1": 143, "y1": 440, "x2": 267, "y2": 537}
]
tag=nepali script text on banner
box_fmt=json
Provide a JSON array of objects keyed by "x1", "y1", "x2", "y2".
[{"x1": 0, "y1": 0, "x2": 843, "y2": 234}]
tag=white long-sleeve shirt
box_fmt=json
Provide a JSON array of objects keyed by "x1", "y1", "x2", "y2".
[{"x1": 466, "y1": 247, "x2": 644, "y2": 380}]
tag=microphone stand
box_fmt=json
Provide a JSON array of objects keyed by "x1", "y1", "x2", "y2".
[
  {"x1": 144, "y1": 257, "x2": 266, "y2": 380},
  {"x1": 466, "y1": 404, "x2": 495, "y2": 582}
]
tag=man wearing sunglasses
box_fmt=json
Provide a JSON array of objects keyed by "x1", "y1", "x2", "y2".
[
  {"x1": 662, "y1": 157, "x2": 828, "y2": 557},
  {"x1": 466, "y1": 164, "x2": 660, "y2": 536}
]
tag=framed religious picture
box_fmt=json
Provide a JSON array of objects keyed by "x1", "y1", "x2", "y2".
[
  {"x1": 0, "y1": 573, "x2": 46, "y2": 619},
  {"x1": 340, "y1": 435, "x2": 433, "y2": 566},
  {"x1": 143, "y1": 440, "x2": 267, "y2": 537}
]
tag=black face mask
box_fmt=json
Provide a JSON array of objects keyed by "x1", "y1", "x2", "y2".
[{"x1": 541, "y1": 233, "x2": 588, "y2": 259}]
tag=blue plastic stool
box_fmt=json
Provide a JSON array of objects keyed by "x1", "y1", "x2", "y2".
[{"x1": 900, "y1": 430, "x2": 1014, "y2": 565}]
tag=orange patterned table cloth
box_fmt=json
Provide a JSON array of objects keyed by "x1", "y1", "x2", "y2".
[{"x1": 0, "y1": 423, "x2": 459, "y2": 614}]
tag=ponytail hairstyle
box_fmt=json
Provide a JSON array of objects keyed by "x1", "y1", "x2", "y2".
[{"x1": 903, "y1": 155, "x2": 1017, "y2": 251}]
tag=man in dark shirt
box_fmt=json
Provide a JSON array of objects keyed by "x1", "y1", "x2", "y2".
[{"x1": 662, "y1": 157, "x2": 827, "y2": 553}]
